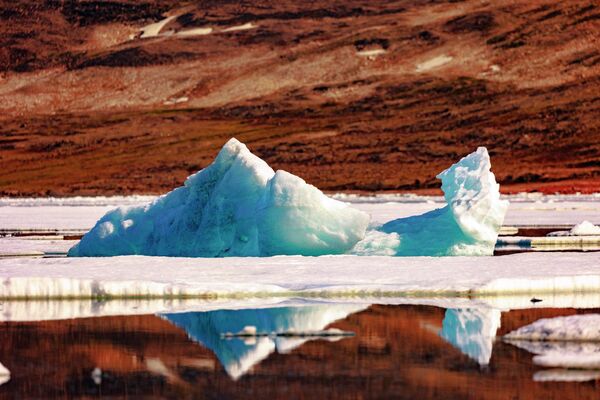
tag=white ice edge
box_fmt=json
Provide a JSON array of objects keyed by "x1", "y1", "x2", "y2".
[
  {"x1": 1, "y1": 252, "x2": 599, "y2": 300},
  {"x1": 4, "y1": 292, "x2": 600, "y2": 323}
]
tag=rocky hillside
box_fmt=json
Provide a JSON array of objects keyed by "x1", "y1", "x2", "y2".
[{"x1": 0, "y1": 0, "x2": 599, "y2": 195}]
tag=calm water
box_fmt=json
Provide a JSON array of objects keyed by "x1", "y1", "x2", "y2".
[{"x1": 0, "y1": 304, "x2": 598, "y2": 399}]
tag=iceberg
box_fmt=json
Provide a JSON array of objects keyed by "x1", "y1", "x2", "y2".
[
  {"x1": 360, "y1": 147, "x2": 509, "y2": 256},
  {"x1": 69, "y1": 138, "x2": 369, "y2": 257},
  {"x1": 161, "y1": 304, "x2": 366, "y2": 379},
  {"x1": 69, "y1": 139, "x2": 507, "y2": 257}
]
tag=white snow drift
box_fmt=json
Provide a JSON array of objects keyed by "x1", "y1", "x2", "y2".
[{"x1": 69, "y1": 139, "x2": 507, "y2": 257}]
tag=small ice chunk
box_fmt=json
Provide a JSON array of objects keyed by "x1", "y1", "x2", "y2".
[
  {"x1": 504, "y1": 314, "x2": 600, "y2": 341},
  {"x1": 91, "y1": 367, "x2": 102, "y2": 385},
  {"x1": 222, "y1": 23, "x2": 256, "y2": 32},
  {"x1": 416, "y1": 55, "x2": 453, "y2": 72},
  {"x1": 241, "y1": 325, "x2": 257, "y2": 335},
  {"x1": 0, "y1": 362, "x2": 10, "y2": 386},
  {"x1": 570, "y1": 221, "x2": 600, "y2": 236},
  {"x1": 140, "y1": 15, "x2": 177, "y2": 38}
]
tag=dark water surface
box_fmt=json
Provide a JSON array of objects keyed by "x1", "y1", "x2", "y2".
[{"x1": 0, "y1": 304, "x2": 598, "y2": 399}]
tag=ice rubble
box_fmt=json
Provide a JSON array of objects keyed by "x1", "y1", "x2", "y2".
[
  {"x1": 69, "y1": 139, "x2": 507, "y2": 257},
  {"x1": 161, "y1": 304, "x2": 366, "y2": 379}
]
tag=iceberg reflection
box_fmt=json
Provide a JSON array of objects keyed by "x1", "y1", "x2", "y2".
[
  {"x1": 161, "y1": 303, "x2": 367, "y2": 379},
  {"x1": 439, "y1": 308, "x2": 501, "y2": 365}
]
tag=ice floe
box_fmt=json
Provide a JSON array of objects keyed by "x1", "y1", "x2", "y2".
[
  {"x1": 533, "y1": 369, "x2": 600, "y2": 382},
  {"x1": 505, "y1": 316, "x2": 600, "y2": 378},
  {"x1": 3, "y1": 252, "x2": 600, "y2": 299},
  {"x1": 548, "y1": 220, "x2": 600, "y2": 237}
]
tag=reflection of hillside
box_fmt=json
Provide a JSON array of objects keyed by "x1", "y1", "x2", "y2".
[
  {"x1": 162, "y1": 304, "x2": 367, "y2": 379},
  {"x1": 1, "y1": 306, "x2": 600, "y2": 398},
  {"x1": 439, "y1": 308, "x2": 501, "y2": 365}
]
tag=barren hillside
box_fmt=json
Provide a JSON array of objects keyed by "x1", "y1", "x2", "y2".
[{"x1": 0, "y1": 0, "x2": 599, "y2": 195}]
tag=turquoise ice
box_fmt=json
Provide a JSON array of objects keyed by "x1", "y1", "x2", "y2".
[
  {"x1": 353, "y1": 147, "x2": 509, "y2": 256},
  {"x1": 69, "y1": 139, "x2": 508, "y2": 257},
  {"x1": 68, "y1": 138, "x2": 369, "y2": 257}
]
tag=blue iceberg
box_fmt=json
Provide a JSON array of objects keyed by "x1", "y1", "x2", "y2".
[
  {"x1": 353, "y1": 147, "x2": 509, "y2": 256},
  {"x1": 69, "y1": 139, "x2": 508, "y2": 257},
  {"x1": 68, "y1": 138, "x2": 369, "y2": 257}
]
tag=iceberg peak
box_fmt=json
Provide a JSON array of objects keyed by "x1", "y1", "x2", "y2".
[
  {"x1": 69, "y1": 138, "x2": 369, "y2": 257},
  {"x1": 372, "y1": 146, "x2": 509, "y2": 256}
]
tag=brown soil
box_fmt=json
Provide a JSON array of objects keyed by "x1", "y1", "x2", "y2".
[{"x1": 0, "y1": 0, "x2": 599, "y2": 196}]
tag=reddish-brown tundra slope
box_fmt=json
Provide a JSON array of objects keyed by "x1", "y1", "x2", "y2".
[{"x1": 0, "y1": 0, "x2": 599, "y2": 196}]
